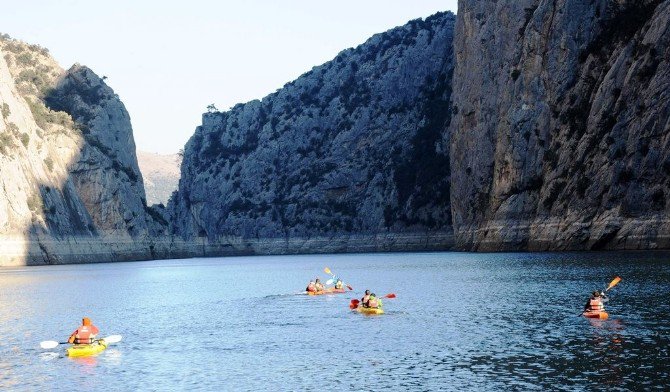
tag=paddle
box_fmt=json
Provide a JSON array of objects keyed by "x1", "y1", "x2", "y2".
[
  {"x1": 40, "y1": 334, "x2": 123, "y2": 350},
  {"x1": 578, "y1": 276, "x2": 621, "y2": 316},
  {"x1": 326, "y1": 279, "x2": 334, "y2": 285},
  {"x1": 605, "y1": 276, "x2": 621, "y2": 292},
  {"x1": 324, "y1": 267, "x2": 353, "y2": 290}
]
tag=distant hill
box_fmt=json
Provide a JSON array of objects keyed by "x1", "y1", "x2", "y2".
[{"x1": 137, "y1": 150, "x2": 181, "y2": 206}]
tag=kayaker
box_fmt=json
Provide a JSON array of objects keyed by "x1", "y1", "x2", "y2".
[
  {"x1": 361, "y1": 290, "x2": 371, "y2": 307},
  {"x1": 584, "y1": 291, "x2": 608, "y2": 313},
  {"x1": 67, "y1": 317, "x2": 100, "y2": 344},
  {"x1": 306, "y1": 280, "x2": 316, "y2": 292},
  {"x1": 368, "y1": 293, "x2": 382, "y2": 309},
  {"x1": 315, "y1": 278, "x2": 325, "y2": 292},
  {"x1": 334, "y1": 279, "x2": 343, "y2": 290}
]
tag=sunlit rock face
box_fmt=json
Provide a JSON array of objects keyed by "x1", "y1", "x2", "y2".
[
  {"x1": 170, "y1": 12, "x2": 456, "y2": 249},
  {"x1": 449, "y1": 0, "x2": 670, "y2": 250},
  {"x1": 0, "y1": 36, "x2": 164, "y2": 265}
]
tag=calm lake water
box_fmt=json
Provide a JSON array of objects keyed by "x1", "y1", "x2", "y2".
[{"x1": 1, "y1": 252, "x2": 669, "y2": 391}]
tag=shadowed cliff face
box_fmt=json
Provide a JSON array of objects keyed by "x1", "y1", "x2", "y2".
[
  {"x1": 450, "y1": 0, "x2": 670, "y2": 250},
  {"x1": 170, "y1": 12, "x2": 455, "y2": 241},
  {"x1": 45, "y1": 65, "x2": 153, "y2": 237}
]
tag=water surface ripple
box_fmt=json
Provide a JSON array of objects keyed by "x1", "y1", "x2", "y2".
[{"x1": 1, "y1": 252, "x2": 668, "y2": 390}]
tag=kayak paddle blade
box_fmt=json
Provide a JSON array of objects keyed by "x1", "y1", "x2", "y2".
[
  {"x1": 40, "y1": 340, "x2": 59, "y2": 349},
  {"x1": 103, "y1": 335, "x2": 123, "y2": 344},
  {"x1": 324, "y1": 267, "x2": 332, "y2": 275},
  {"x1": 606, "y1": 276, "x2": 622, "y2": 291},
  {"x1": 346, "y1": 285, "x2": 353, "y2": 291},
  {"x1": 385, "y1": 293, "x2": 396, "y2": 299},
  {"x1": 350, "y1": 299, "x2": 360, "y2": 309},
  {"x1": 326, "y1": 279, "x2": 334, "y2": 285}
]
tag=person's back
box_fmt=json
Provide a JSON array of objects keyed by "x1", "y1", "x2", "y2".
[
  {"x1": 315, "y1": 278, "x2": 325, "y2": 292},
  {"x1": 361, "y1": 290, "x2": 371, "y2": 307},
  {"x1": 335, "y1": 279, "x2": 343, "y2": 290},
  {"x1": 68, "y1": 317, "x2": 100, "y2": 344},
  {"x1": 584, "y1": 291, "x2": 607, "y2": 312},
  {"x1": 306, "y1": 281, "x2": 316, "y2": 292}
]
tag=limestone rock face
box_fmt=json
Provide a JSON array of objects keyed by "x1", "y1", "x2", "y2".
[
  {"x1": 449, "y1": 0, "x2": 670, "y2": 250},
  {"x1": 0, "y1": 35, "x2": 164, "y2": 265},
  {"x1": 45, "y1": 64, "x2": 152, "y2": 236},
  {"x1": 170, "y1": 13, "x2": 455, "y2": 243}
]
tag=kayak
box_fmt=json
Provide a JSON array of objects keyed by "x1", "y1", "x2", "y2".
[
  {"x1": 66, "y1": 339, "x2": 108, "y2": 357},
  {"x1": 583, "y1": 311, "x2": 608, "y2": 320},
  {"x1": 307, "y1": 288, "x2": 346, "y2": 296},
  {"x1": 355, "y1": 306, "x2": 384, "y2": 315}
]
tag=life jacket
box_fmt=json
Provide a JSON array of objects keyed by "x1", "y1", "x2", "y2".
[
  {"x1": 307, "y1": 283, "x2": 316, "y2": 292},
  {"x1": 588, "y1": 298, "x2": 604, "y2": 312},
  {"x1": 71, "y1": 325, "x2": 99, "y2": 344},
  {"x1": 368, "y1": 298, "x2": 379, "y2": 308},
  {"x1": 335, "y1": 281, "x2": 343, "y2": 289}
]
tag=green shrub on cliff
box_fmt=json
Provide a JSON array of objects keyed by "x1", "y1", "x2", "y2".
[
  {"x1": 1, "y1": 103, "x2": 9, "y2": 119},
  {"x1": 20, "y1": 132, "x2": 29, "y2": 147}
]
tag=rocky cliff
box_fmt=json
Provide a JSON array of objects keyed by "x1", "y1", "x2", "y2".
[
  {"x1": 173, "y1": 1, "x2": 670, "y2": 253},
  {"x1": 449, "y1": 0, "x2": 670, "y2": 250},
  {"x1": 0, "y1": 35, "x2": 165, "y2": 266},
  {"x1": 169, "y1": 12, "x2": 456, "y2": 252}
]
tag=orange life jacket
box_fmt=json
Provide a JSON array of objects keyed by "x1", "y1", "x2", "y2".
[
  {"x1": 70, "y1": 325, "x2": 100, "y2": 344},
  {"x1": 307, "y1": 283, "x2": 316, "y2": 292},
  {"x1": 588, "y1": 298, "x2": 604, "y2": 312}
]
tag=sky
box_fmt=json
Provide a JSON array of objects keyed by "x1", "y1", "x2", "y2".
[{"x1": 1, "y1": 1, "x2": 458, "y2": 154}]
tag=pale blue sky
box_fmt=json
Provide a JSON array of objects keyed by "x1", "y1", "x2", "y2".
[{"x1": 1, "y1": 1, "x2": 458, "y2": 153}]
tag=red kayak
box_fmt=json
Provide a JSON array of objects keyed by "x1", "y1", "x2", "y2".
[
  {"x1": 583, "y1": 311, "x2": 608, "y2": 320},
  {"x1": 306, "y1": 288, "x2": 346, "y2": 296}
]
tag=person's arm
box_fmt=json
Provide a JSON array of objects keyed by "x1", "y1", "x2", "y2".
[{"x1": 67, "y1": 329, "x2": 77, "y2": 343}]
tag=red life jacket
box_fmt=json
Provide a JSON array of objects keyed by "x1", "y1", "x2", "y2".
[
  {"x1": 307, "y1": 283, "x2": 316, "y2": 292},
  {"x1": 588, "y1": 298, "x2": 604, "y2": 312},
  {"x1": 71, "y1": 325, "x2": 100, "y2": 344}
]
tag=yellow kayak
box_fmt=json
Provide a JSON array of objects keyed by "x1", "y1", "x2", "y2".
[
  {"x1": 355, "y1": 306, "x2": 384, "y2": 315},
  {"x1": 66, "y1": 339, "x2": 108, "y2": 357}
]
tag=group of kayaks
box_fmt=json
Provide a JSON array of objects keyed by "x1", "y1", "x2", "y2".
[{"x1": 305, "y1": 267, "x2": 390, "y2": 315}]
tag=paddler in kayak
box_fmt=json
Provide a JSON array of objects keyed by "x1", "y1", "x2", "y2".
[
  {"x1": 334, "y1": 278, "x2": 343, "y2": 290},
  {"x1": 67, "y1": 317, "x2": 100, "y2": 344},
  {"x1": 315, "y1": 278, "x2": 325, "y2": 292},
  {"x1": 361, "y1": 289, "x2": 371, "y2": 307},
  {"x1": 306, "y1": 280, "x2": 317, "y2": 293},
  {"x1": 583, "y1": 291, "x2": 608, "y2": 314},
  {"x1": 368, "y1": 293, "x2": 382, "y2": 309}
]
